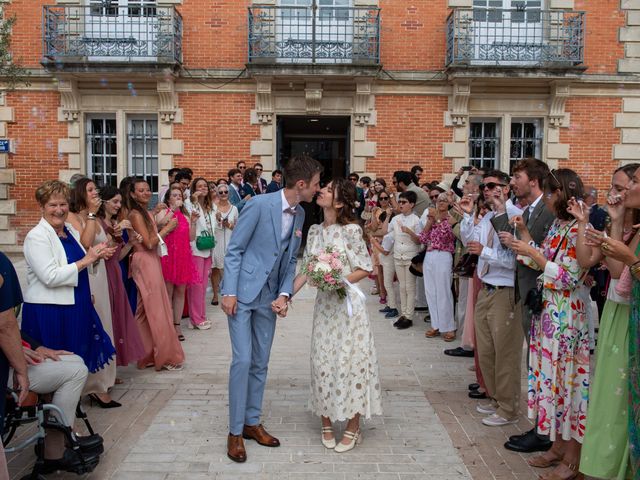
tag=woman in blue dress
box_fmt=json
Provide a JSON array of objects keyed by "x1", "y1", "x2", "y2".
[{"x1": 21, "y1": 180, "x2": 116, "y2": 373}]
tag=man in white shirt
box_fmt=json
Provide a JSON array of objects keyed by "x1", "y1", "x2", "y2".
[{"x1": 460, "y1": 169, "x2": 523, "y2": 428}]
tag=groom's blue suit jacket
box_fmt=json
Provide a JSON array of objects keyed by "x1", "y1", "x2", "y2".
[{"x1": 220, "y1": 191, "x2": 304, "y2": 304}]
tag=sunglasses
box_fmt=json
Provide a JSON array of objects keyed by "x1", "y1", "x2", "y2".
[
  {"x1": 349, "y1": 178, "x2": 358, "y2": 182},
  {"x1": 255, "y1": 167, "x2": 263, "y2": 171},
  {"x1": 480, "y1": 182, "x2": 506, "y2": 190},
  {"x1": 378, "y1": 196, "x2": 389, "y2": 200},
  {"x1": 218, "y1": 190, "x2": 229, "y2": 194},
  {"x1": 429, "y1": 195, "x2": 439, "y2": 200}
]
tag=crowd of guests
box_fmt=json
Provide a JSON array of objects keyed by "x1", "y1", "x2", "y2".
[
  {"x1": 359, "y1": 160, "x2": 639, "y2": 480},
  {"x1": 2, "y1": 156, "x2": 640, "y2": 478},
  {"x1": 0, "y1": 162, "x2": 283, "y2": 475}
]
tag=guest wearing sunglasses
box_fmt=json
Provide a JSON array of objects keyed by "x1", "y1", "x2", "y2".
[
  {"x1": 386, "y1": 191, "x2": 422, "y2": 329},
  {"x1": 254, "y1": 163, "x2": 268, "y2": 194},
  {"x1": 459, "y1": 170, "x2": 523, "y2": 428},
  {"x1": 211, "y1": 185, "x2": 238, "y2": 306}
]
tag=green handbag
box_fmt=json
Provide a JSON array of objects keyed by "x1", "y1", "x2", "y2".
[
  {"x1": 195, "y1": 210, "x2": 216, "y2": 251},
  {"x1": 196, "y1": 230, "x2": 215, "y2": 250}
]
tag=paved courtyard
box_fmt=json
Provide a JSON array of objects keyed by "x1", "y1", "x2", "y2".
[{"x1": 7, "y1": 272, "x2": 546, "y2": 480}]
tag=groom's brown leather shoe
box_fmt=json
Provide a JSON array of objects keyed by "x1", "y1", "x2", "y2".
[
  {"x1": 242, "y1": 424, "x2": 280, "y2": 447},
  {"x1": 227, "y1": 433, "x2": 247, "y2": 463}
]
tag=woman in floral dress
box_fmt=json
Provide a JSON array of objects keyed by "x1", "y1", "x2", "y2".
[
  {"x1": 511, "y1": 169, "x2": 588, "y2": 480},
  {"x1": 291, "y1": 178, "x2": 382, "y2": 453}
]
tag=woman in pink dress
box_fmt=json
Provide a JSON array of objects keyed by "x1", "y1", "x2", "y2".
[
  {"x1": 128, "y1": 179, "x2": 185, "y2": 371},
  {"x1": 97, "y1": 185, "x2": 145, "y2": 366},
  {"x1": 156, "y1": 186, "x2": 198, "y2": 341}
]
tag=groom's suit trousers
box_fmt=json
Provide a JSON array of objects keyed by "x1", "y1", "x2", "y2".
[{"x1": 227, "y1": 233, "x2": 291, "y2": 435}]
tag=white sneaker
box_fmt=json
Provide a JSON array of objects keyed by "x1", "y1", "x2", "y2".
[
  {"x1": 189, "y1": 320, "x2": 212, "y2": 330},
  {"x1": 476, "y1": 403, "x2": 497, "y2": 415},
  {"x1": 482, "y1": 413, "x2": 518, "y2": 427}
]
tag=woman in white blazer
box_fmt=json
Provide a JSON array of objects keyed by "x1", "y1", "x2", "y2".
[{"x1": 21, "y1": 180, "x2": 117, "y2": 374}]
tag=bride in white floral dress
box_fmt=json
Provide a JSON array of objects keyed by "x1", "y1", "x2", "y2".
[{"x1": 291, "y1": 178, "x2": 383, "y2": 453}]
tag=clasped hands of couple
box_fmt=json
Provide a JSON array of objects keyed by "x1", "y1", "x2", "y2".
[{"x1": 220, "y1": 295, "x2": 290, "y2": 318}]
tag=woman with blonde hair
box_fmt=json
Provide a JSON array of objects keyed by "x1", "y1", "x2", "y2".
[{"x1": 21, "y1": 180, "x2": 116, "y2": 378}]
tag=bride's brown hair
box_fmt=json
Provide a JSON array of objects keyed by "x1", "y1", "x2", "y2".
[{"x1": 332, "y1": 177, "x2": 358, "y2": 225}]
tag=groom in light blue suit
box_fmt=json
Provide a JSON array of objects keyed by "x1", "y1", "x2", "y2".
[{"x1": 221, "y1": 155, "x2": 323, "y2": 463}]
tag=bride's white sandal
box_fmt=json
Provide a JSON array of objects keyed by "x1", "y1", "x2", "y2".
[
  {"x1": 334, "y1": 429, "x2": 361, "y2": 453},
  {"x1": 321, "y1": 426, "x2": 336, "y2": 449}
]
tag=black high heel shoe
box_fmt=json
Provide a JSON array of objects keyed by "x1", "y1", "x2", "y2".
[{"x1": 88, "y1": 393, "x2": 121, "y2": 409}]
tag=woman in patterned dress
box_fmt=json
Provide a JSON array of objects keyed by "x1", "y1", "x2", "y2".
[
  {"x1": 290, "y1": 178, "x2": 382, "y2": 453},
  {"x1": 511, "y1": 169, "x2": 589, "y2": 480}
]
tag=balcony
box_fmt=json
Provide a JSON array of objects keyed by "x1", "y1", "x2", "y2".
[
  {"x1": 42, "y1": 5, "x2": 182, "y2": 71},
  {"x1": 446, "y1": 8, "x2": 585, "y2": 69},
  {"x1": 248, "y1": 5, "x2": 380, "y2": 66}
]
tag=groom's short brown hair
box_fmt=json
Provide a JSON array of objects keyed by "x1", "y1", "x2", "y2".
[{"x1": 283, "y1": 155, "x2": 324, "y2": 188}]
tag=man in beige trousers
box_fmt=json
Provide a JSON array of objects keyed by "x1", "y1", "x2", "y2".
[{"x1": 459, "y1": 169, "x2": 523, "y2": 427}]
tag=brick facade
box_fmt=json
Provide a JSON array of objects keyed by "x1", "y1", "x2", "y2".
[
  {"x1": 0, "y1": 0, "x2": 637, "y2": 249},
  {"x1": 367, "y1": 95, "x2": 452, "y2": 180}
]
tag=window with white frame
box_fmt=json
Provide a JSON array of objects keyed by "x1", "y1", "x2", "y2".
[
  {"x1": 510, "y1": 119, "x2": 542, "y2": 173},
  {"x1": 86, "y1": 115, "x2": 159, "y2": 196},
  {"x1": 128, "y1": 117, "x2": 159, "y2": 195},
  {"x1": 469, "y1": 120, "x2": 500, "y2": 170},
  {"x1": 86, "y1": 117, "x2": 118, "y2": 188}
]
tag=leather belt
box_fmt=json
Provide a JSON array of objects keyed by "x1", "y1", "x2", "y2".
[{"x1": 481, "y1": 282, "x2": 507, "y2": 292}]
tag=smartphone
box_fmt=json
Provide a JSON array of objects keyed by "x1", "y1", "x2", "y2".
[{"x1": 461, "y1": 166, "x2": 473, "y2": 171}]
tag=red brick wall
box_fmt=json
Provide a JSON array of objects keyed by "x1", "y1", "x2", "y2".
[
  {"x1": 6, "y1": 92, "x2": 68, "y2": 242},
  {"x1": 379, "y1": 0, "x2": 448, "y2": 71},
  {"x1": 5, "y1": 0, "x2": 46, "y2": 69},
  {"x1": 560, "y1": 97, "x2": 621, "y2": 191},
  {"x1": 575, "y1": 0, "x2": 625, "y2": 74},
  {"x1": 367, "y1": 95, "x2": 452, "y2": 181},
  {"x1": 180, "y1": 0, "x2": 249, "y2": 69},
  {"x1": 173, "y1": 92, "x2": 260, "y2": 179}
]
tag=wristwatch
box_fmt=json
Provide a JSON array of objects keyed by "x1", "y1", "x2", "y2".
[{"x1": 87, "y1": 213, "x2": 97, "y2": 220}]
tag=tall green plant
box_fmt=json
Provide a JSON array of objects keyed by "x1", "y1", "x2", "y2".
[{"x1": 0, "y1": 15, "x2": 30, "y2": 89}]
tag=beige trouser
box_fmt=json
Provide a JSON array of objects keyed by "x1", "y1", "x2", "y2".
[
  {"x1": 394, "y1": 259, "x2": 416, "y2": 318},
  {"x1": 380, "y1": 252, "x2": 397, "y2": 310},
  {"x1": 28, "y1": 354, "x2": 88, "y2": 427},
  {"x1": 474, "y1": 286, "x2": 522, "y2": 420}
]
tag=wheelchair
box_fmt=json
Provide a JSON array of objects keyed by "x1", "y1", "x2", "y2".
[{"x1": 3, "y1": 388, "x2": 103, "y2": 479}]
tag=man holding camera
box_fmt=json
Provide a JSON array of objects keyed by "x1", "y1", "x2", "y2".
[{"x1": 459, "y1": 170, "x2": 523, "y2": 427}]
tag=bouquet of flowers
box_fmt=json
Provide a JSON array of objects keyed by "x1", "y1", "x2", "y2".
[{"x1": 303, "y1": 246, "x2": 347, "y2": 299}]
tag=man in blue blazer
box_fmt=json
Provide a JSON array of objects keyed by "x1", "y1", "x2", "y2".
[{"x1": 221, "y1": 155, "x2": 323, "y2": 463}]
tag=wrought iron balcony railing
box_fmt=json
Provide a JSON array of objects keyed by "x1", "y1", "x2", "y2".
[
  {"x1": 446, "y1": 8, "x2": 585, "y2": 67},
  {"x1": 248, "y1": 5, "x2": 380, "y2": 65},
  {"x1": 42, "y1": 5, "x2": 182, "y2": 65}
]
